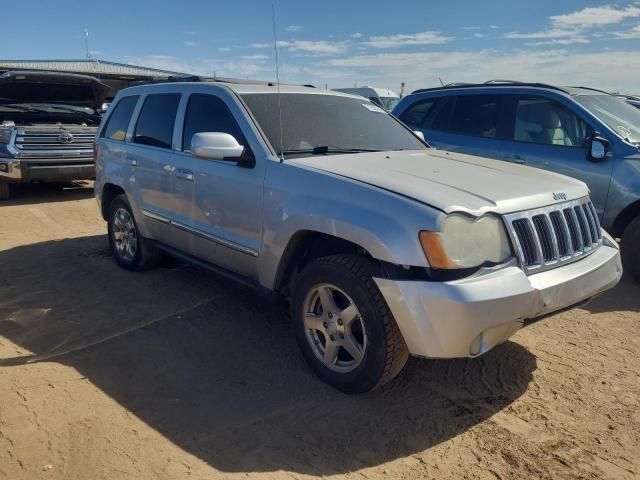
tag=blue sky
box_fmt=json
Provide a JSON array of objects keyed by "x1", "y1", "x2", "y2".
[{"x1": 4, "y1": 1, "x2": 640, "y2": 93}]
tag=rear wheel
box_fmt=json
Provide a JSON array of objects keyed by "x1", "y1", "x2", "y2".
[
  {"x1": 621, "y1": 216, "x2": 640, "y2": 283},
  {"x1": 107, "y1": 194, "x2": 162, "y2": 271},
  {"x1": 291, "y1": 254, "x2": 409, "y2": 394},
  {"x1": 0, "y1": 182, "x2": 10, "y2": 201}
]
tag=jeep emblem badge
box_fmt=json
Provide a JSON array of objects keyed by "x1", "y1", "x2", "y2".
[
  {"x1": 553, "y1": 192, "x2": 567, "y2": 201},
  {"x1": 58, "y1": 132, "x2": 74, "y2": 144}
]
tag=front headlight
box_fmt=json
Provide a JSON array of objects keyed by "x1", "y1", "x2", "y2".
[
  {"x1": 419, "y1": 214, "x2": 512, "y2": 269},
  {"x1": 0, "y1": 128, "x2": 11, "y2": 144}
]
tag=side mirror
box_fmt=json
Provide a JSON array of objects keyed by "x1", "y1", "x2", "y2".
[
  {"x1": 588, "y1": 134, "x2": 608, "y2": 162},
  {"x1": 191, "y1": 132, "x2": 245, "y2": 161},
  {"x1": 414, "y1": 130, "x2": 426, "y2": 142}
]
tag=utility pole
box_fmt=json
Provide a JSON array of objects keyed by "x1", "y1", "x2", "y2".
[{"x1": 84, "y1": 29, "x2": 90, "y2": 59}]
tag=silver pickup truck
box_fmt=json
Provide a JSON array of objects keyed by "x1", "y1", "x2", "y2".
[
  {"x1": 95, "y1": 82, "x2": 622, "y2": 393},
  {"x1": 0, "y1": 71, "x2": 109, "y2": 200}
]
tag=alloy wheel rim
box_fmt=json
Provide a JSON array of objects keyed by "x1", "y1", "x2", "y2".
[
  {"x1": 302, "y1": 283, "x2": 367, "y2": 373},
  {"x1": 112, "y1": 208, "x2": 138, "y2": 262}
]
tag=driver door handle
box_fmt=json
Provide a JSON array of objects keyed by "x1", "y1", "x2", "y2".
[
  {"x1": 503, "y1": 154, "x2": 525, "y2": 164},
  {"x1": 174, "y1": 169, "x2": 194, "y2": 181}
]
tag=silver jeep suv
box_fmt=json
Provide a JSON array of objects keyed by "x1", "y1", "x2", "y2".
[{"x1": 95, "y1": 80, "x2": 622, "y2": 393}]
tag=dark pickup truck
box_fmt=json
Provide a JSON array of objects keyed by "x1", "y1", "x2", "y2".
[{"x1": 0, "y1": 70, "x2": 111, "y2": 200}]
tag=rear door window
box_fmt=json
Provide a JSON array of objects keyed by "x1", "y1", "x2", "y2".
[
  {"x1": 449, "y1": 95, "x2": 501, "y2": 138},
  {"x1": 133, "y1": 94, "x2": 181, "y2": 149},
  {"x1": 102, "y1": 95, "x2": 139, "y2": 141},
  {"x1": 513, "y1": 96, "x2": 589, "y2": 147},
  {"x1": 182, "y1": 94, "x2": 246, "y2": 152}
]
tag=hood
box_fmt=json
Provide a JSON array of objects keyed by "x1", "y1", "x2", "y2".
[
  {"x1": 289, "y1": 149, "x2": 589, "y2": 215},
  {"x1": 0, "y1": 71, "x2": 111, "y2": 109}
]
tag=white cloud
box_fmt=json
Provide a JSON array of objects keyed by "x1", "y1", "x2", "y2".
[
  {"x1": 218, "y1": 47, "x2": 231, "y2": 53},
  {"x1": 505, "y1": 28, "x2": 579, "y2": 40},
  {"x1": 551, "y1": 5, "x2": 640, "y2": 28},
  {"x1": 363, "y1": 31, "x2": 453, "y2": 48},
  {"x1": 286, "y1": 25, "x2": 303, "y2": 32},
  {"x1": 351, "y1": 32, "x2": 362, "y2": 38},
  {"x1": 473, "y1": 33, "x2": 485, "y2": 38},
  {"x1": 184, "y1": 41, "x2": 198, "y2": 47},
  {"x1": 525, "y1": 37, "x2": 590, "y2": 46},
  {"x1": 462, "y1": 26, "x2": 482, "y2": 30},
  {"x1": 506, "y1": 4, "x2": 640, "y2": 44},
  {"x1": 242, "y1": 54, "x2": 269, "y2": 61},
  {"x1": 614, "y1": 24, "x2": 640, "y2": 39},
  {"x1": 317, "y1": 49, "x2": 640, "y2": 93},
  {"x1": 253, "y1": 39, "x2": 348, "y2": 55}
]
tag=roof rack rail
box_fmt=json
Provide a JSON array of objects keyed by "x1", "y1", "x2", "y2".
[
  {"x1": 565, "y1": 86, "x2": 613, "y2": 96},
  {"x1": 410, "y1": 81, "x2": 572, "y2": 95},
  {"x1": 483, "y1": 79, "x2": 522, "y2": 84}
]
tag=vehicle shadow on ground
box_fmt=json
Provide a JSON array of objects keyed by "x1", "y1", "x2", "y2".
[
  {"x1": 584, "y1": 272, "x2": 640, "y2": 314},
  {"x1": 2, "y1": 181, "x2": 94, "y2": 206},
  {"x1": 0, "y1": 235, "x2": 539, "y2": 475}
]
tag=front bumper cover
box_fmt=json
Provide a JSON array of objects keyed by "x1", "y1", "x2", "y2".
[
  {"x1": 375, "y1": 242, "x2": 622, "y2": 359},
  {"x1": 0, "y1": 158, "x2": 95, "y2": 182}
]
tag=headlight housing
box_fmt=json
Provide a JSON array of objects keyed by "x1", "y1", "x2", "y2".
[
  {"x1": 0, "y1": 128, "x2": 11, "y2": 144},
  {"x1": 419, "y1": 214, "x2": 512, "y2": 269}
]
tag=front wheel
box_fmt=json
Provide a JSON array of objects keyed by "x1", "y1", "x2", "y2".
[
  {"x1": 291, "y1": 254, "x2": 409, "y2": 394},
  {"x1": 621, "y1": 216, "x2": 640, "y2": 283}
]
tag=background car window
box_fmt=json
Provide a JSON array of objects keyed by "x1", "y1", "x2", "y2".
[
  {"x1": 398, "y1": 99, "x2": 436, "y2": 128},
  {"x1": 133, "y1": 94, "x2": 181, "y2": 149},
  {"x1": 182, "y1": 94, "x2": 246, "y2": 151},
  {"x1": 102, "y1": 95, "x2": 138, "y2": 141},
  {"x1": 429, "y1": 97, "x2": 454, "y2": 131},
  {"x1": 514, "y1": 97, "x2": 588, "y2": 147},
  {"x1": 449, "y1": 95, "x2": 500, "y2": 138}
]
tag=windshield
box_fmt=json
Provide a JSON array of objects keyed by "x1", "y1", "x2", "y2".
[
  {"x1": 380, "y1": 96, "x2": 400, "y2": 111},
  {"x1": 241, "y1": 93, "x2": 426, "y2": 157},
  {"x1": 575, "y1": 94, "x2": 640, "y2": 144}
]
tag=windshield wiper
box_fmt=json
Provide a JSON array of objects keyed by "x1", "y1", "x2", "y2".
[{"x1": 280, "y1": 146, "x2": 381, "y2": 156}]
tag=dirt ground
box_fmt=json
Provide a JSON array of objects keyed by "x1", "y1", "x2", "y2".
[{"x1": 0, "y1": 182, "x2": 638, "y2": 480}]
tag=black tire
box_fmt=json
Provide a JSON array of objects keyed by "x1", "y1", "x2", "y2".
[
  {"x1": 291, "y1": 254, "x2": 409, "y2": 394},
  {"x1": 107, "y1": 194, "x2": 163, "y2": 271},
  {"x1": 621, "y1": 216, "x2": 640, "y2": 283},
  {"x1": 0, "y1": 182, "x2": 10, "y2": 201}
]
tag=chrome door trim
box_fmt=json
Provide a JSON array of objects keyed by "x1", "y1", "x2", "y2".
[
  {"x1": 142, "y1": 209, "x2": 170, "y2": 224},
  {"x1": 141, "y1": 210, "x2": 259, "y2": 257}
]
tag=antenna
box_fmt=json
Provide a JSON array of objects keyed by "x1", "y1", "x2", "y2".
[
  {"x1": 84, "y1": 29, "x2": 91, "y2": 59},
  {"x1": 438, "y1": 77, "x2": 444, "y2": 87},
  {"x1": 272, "y1": 4, "x2": 285, "y2": 162}
]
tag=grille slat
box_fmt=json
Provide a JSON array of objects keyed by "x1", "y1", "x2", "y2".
[
  {"x1": 574, "y1": 206, "x2": 592, "y2": 248},
  {"x1": 532, "y1": 215, "x2": 554, "y2": 262},
  {"x1": 506, "y1": 198, "x2": 602, "y2": 274}
]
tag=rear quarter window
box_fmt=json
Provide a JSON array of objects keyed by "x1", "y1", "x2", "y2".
[
  {"x1": 398, "y1": 99, "x2": 437, "y2": 128},
  {"x1": 102, "y1": 95, "x2": 139, "y2": 141}
]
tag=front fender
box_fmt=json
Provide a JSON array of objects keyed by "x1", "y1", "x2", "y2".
[{"x1": 258, "y1": 163, "x2": 444, "y2": 289}]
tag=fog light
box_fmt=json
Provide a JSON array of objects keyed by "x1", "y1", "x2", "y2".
[{"x1": 0, "y1": 164, "x2": 7, "y2": 172}]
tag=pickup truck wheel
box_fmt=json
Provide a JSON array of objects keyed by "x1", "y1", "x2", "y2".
[
  {"x1": 291, "y1": 254, "x2": 409, "y2": 394},
  {"x1": 621, "y1": 216, "x2": 640, "y2": 282},
  {"x1": 107, "y1": 194, "x2": 162, "y2": 271},
  {"x1": 0, "y1": 182, "x2": 10, "y2": 201}
]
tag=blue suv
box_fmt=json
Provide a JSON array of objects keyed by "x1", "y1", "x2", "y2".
[{"x1": 393, "y1": 81, "x2": 640, "y2": 282}]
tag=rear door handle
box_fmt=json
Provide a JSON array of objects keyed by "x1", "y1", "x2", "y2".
[
  {"x1": 503, "y1": 154, "x2": 525, "y2": 164},
  {"x1": 125, "y1": 157, "x2": 137, "y2": 167},
  {"x1": 174, "y1": 169, "x2": 194, "y2": 181}
]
